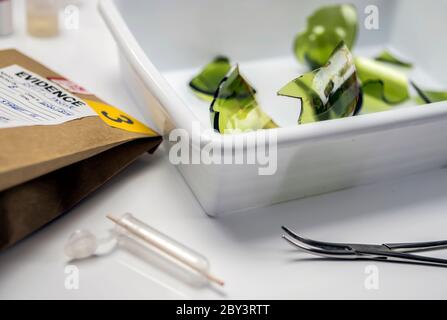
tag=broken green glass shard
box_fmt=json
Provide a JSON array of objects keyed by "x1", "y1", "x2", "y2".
[
  {"x1": 360, "y1": 94, "x2": 394, "y2": 114},
  {"x1": 375, "y1": 50, "x2": 413, "y2": 68},
  {"x1": 417, "y1": 90, "x2": 447, "y2": 104},
  {"x1": 189, "y1": 56, "x2": 232, "y2": 101},
  {"x1": 210, "y1": 65, "x2": 278, "y2": 134},
  {"x1": 278, "y1": 42, "x2": 360, "y2": 124},
  {"x1": 411, "y1": 82, "x2": 447, "y2": 104},
  {"x1": 355, "y1": 56, "x2": 410, "y2": 107},
  {"x1": 294, "y1": 4, "x2": 358, "y2": 69},
  {"x1": 189, "y1": 56, "x2": 256, "y2": 102}
]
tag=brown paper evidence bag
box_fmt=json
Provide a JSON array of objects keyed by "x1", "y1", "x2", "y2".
[{"x1": 0, "y1": 49, "x2": 162, "y2": 251}]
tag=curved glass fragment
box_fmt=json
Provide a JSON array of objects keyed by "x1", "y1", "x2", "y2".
[
  {"x1": 294, "y1": 4, "x2": 358, "y2": 69},
  {"x1": 210, "y1": 66, "x2": 277, "y2": 133},
  {"x1": 411, "y1": 82, "x2": 447, "y2": 105},
  {"x1": 189, "y1": 56, "x2": 232, "y2": 101},
  {"x1": 278, "y1": 43, "x2": 360, "y2": 124},
  {"x1": 375, "y1": 50, "x2": 413, "y2": 68},
  {"x1": 355, "y1": 57, "x2": 410, "y2": 114}
]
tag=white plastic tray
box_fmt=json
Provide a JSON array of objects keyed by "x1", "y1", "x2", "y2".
[{"x1": 99, "y1": 0, "x2": 447, "y2": 215}]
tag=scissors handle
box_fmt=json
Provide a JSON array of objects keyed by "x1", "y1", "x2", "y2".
[
  {"x1": 384, "y1": 240, "x2": 447, "y2": 253},
  {"x1": 357, "y1": 249, "x2": 447, "y2": 267}
]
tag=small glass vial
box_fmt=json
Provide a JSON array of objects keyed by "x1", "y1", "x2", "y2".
[
  {"x1": 26, "y1": 0, "x2": 59, "y2": 37},
  {"x1": 0, "y1": 0, "x2": 13, "y2": 36}
]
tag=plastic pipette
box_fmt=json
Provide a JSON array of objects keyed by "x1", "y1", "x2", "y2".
[{"x1": 106, "y1": 213, "x2": 224, "y2": 286}]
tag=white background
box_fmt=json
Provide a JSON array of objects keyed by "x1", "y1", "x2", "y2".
[{"x1": 0, "y1": 0, "x2": 447, "y2": 299}]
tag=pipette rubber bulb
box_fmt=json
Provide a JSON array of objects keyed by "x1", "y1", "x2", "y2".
[{"x1": 64, "y1": 229, "x2": 98, "y2": 260}]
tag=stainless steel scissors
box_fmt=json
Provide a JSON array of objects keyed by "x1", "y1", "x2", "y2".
[{"x1": 282, "y1": 226, "x2": 447, "y2": 267}]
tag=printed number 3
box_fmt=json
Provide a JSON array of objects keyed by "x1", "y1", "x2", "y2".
[{"x1": 101, "y1": 111, "x2": 134, "y2": 125}]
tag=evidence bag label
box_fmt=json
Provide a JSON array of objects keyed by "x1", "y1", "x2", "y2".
[{"x1": 0, "y1": 64, "x2": 96, "y2": 128}]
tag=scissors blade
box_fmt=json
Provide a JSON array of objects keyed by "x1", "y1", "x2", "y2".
[
  {"x1": 384, "y1": 240, "x2": 447, "y2": 253},
  {"x1": 283, "y1": 235, "x2": 356, "y2": 259},
  {"x1": 281, "y1": 226, "x2": 352, "y2": 251},
  {"x1": 355, "y1": 249, "x2": 447, "y2": 267}
]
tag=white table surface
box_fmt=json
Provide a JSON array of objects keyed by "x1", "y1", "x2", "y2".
[{"x1": 1, "y1": 0, "x2": 447, "y2": 300}]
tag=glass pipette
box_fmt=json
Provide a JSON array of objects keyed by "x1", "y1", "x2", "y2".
[{"x1": 106, "y1": 213, "x2": 224, "y2": 286}]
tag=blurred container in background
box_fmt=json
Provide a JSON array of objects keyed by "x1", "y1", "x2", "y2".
[
  {"x1": 26, "y1": 0, "x2": 59, "y2": 37},
  {"x1": 0, "y1": 0, "x2": 13, "y2": 36}
]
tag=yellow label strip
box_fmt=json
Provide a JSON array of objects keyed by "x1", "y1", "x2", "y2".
[{"x1": 85, "y1": 99, "x2": 157, "y2": 136}]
